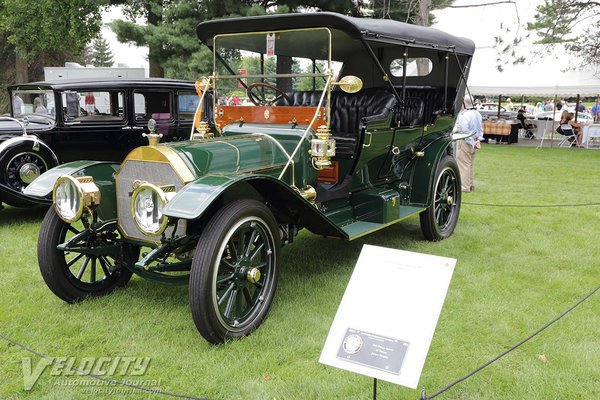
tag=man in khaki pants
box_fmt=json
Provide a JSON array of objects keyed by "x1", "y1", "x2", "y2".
[{"x1": 454, "y1": 97, "x2": 483, "y2": 193}]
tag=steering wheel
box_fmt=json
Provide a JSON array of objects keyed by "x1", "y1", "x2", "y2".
[{"x1": 247, "y1": 83, "x2": 292, "y2": 106}]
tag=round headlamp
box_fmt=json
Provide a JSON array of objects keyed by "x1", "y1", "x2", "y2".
[
  {"x1": 52, "y1": 175, "x2": 100, "y2": 223},
  {"x1": 131, "y1": 183, "x2": 175, "y2": 237},
  {"x1": 53, "y1": 176, "x2": 84, "y2": 223}
]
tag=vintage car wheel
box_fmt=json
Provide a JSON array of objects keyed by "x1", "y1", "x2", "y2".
[
  {"x1": 37, "y1": 207, "x2": 136, "y2": 303},
  {"x1": 0, "y1": 147, "x2": 54, "y2": 206},
  {"x1": 419, "y1": 155, "x2": 461, "y2": 241},
  {"x1": 189, "y1": 199, "x2": 280, "y2": 344}
]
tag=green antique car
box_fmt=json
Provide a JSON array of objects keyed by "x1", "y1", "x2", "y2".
[{"x1": 26, "y1": 12, "x2": 475, "y2": 344}]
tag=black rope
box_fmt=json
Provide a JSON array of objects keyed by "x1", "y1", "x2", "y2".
[
  {"x1": 0, "y1": 333, "x2": 213, "y2": 400},
  {"x1": 463, "y1": 201, "x2": 600, "y2": 208},
  {"x1": 419, "y1": 282, "x2": 600, "y2": 400}
]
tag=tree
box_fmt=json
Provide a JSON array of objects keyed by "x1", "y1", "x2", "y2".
[
  {"x1": 527, "y1": 0, "x2": 600, "y2": 69},
  {"x1": 91, "y1": 36, "x2": 114, "y2": 67},
  {"x1": 0, "y1": 0, "x2": 105, "y2": 83},
  {"x1": 109, "y1": 0, "x2": 366, "y2": 79}
]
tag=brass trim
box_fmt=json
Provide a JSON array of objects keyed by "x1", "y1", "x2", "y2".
[{"x1": 120, "y1": 146, "x2": 196, "y2": 184}]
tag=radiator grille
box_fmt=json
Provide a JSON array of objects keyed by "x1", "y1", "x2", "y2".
[{"x1": 116, "y1": 159, "x2": 186, "y2": 243}]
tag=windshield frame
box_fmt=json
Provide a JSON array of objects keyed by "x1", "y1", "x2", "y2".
[{"x1": 212, "y1": 27, "x2": 333, "y2": 129}]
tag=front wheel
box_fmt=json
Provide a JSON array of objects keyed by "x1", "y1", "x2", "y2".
[
  {"x1": 37, "y1": 208, "x2": 136, "y2": 303},
  {"x1": 189, "y1": 199, "x2": 281, "y2": 344},
  {"x1": 0, "y1": 146, "x2": 55, "y2": 207},
  {"x1": 420, "y1": 155, "x2": 461, "y2": 241}
]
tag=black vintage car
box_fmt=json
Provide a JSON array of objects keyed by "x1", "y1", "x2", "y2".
[{"x1": 1, "y1": 78, "x2": 200, "y2": 208}]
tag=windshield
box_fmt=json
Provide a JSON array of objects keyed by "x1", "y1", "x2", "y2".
[
  {"x1": 213, "y1": 28, "x2": 338, "y2": 105},
  {"x1": 12, "y1": 90, "x2": 56, "y2": 121}
]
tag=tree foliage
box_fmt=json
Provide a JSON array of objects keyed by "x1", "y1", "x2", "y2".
[
  {"x1": 0, "y1": 0, "x2": 105, "y2": 60},
  {"x1": 91, "y1": 37, "x2": 115, "y2": 67},
  {"x1": 527, "y1": 0, "x2": 600, "y2": 68}
]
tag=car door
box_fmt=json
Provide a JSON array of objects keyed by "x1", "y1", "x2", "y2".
[{"x1": 54, "y1": 89, "x2": 128, "y2": 162}]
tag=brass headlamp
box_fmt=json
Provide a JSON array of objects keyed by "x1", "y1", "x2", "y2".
[{"x1": 53, "y1": 175, "x2": 100, "y2": 223}]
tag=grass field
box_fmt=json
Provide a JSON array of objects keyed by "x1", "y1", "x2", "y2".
[{"x1": 1, "y1": 144, "x2": 600, "y2": 400}]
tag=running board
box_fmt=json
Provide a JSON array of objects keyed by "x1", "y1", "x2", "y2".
[{"x1": 342, "y1": 206, "x2": 424, "y2": 240}]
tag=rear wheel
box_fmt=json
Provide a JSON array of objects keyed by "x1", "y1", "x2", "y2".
[
  {"x1": 37, "y1": 208, "x2": 137, "y2": 303},
  {"x1": 420, "y1": 155, "x2": 461, "y2": 241},
  {"x1": 189, "y1": 199, "x2": 280, "y2": 344}
]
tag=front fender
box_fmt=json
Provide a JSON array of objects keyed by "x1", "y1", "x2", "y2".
[
  {"x1": 163, "y1": 174, "x2": 348, "y2": 239},
  {"x1": 0, "y1": 136, "x2": 59, "y2": 166},
  {"x1": 24, "y1": 161, "x2": 120, "y2": 220}
]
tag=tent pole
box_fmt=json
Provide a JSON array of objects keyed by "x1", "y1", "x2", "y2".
[
  {"x1": 498, "y1": 94, "x2": 502, "y2": 119},
  {"x1": 521, "y1": 94, "x2": 524, "y2": 110},
  {"x1": 575, "y1": 94, "x2": 580, "y2": 122},
  {"x1": 551, "y1": 94, "x2": 557, "y2": 148}
]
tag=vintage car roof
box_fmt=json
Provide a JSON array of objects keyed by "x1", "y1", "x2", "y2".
[
  {"x1": 196, "y1": 12, "x2": 475, "y2": 55},
  {"x1": 9, "y1": 78, "x2": 196, "y2": 91}
]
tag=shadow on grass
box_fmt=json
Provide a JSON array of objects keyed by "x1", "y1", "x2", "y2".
[
  {"x1": 0, "y1": 204, "x2": 49, "y2": 226},
  {"x1": 280, "y1": 218, "x2": 424, "y2": 278}
]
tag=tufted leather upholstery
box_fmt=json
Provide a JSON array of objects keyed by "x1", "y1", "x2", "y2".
[
  {"x1": 274, "y1": 89, "x2": 397, "y2": 157},
  {"x1": 397, "y1": 97, "x2": 425, "y2": 127}
]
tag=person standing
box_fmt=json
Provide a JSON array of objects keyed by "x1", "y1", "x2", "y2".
[
  {"x1": 591, "y1": 99, "x2": 600, "y2": 123},
  {"x1": 84, "y1": 92, "x2": 95, "y2": 115},
  {"x1": 12, "y1": 93, "x2": 24, "y2": 114},
  {"x1": 505, "y1": 97, "x2": 514, "y2": 111},
  {"x1": 454, "y1": 97, "x2": 483, "y2": 193}
]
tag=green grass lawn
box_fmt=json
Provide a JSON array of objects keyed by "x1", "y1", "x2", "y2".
[{"x1": 1, "y1": 144, "x2": 600, "y2": 400}]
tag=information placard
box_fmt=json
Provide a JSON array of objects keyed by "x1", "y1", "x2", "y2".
[{"x1": 319, "y1": 245, "x2": 456, "y2": 388}]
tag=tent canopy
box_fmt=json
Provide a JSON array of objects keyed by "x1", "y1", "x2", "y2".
[{"x1": 467, "y1": 47, "x2": 600, "y2": 97}]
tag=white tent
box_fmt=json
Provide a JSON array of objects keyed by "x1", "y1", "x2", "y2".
[{"x1": 467, "y1": 47, "x2": 600, "y2": 97}]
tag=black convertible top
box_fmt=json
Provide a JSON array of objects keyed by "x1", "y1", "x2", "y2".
[{"x1": 197, "y1": 12, "x2": 475, "y2": 55}]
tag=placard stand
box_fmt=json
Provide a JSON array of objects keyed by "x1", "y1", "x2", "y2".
[{"x1": 320, "y1": 245, "x2": 456, "y2": 391}]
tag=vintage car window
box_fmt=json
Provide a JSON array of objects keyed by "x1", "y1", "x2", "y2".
[
  {"x1": 134, "y1": 91, "x2": 173, "y2": 121},
  {"x1": 12, "y1": 90, "x2": 56, "y2": 119},
  {"x1": 61, "y1": 91, "x2": 124, "y2": 123},
  {"x1": 390, "y1": 58, "x2": 433, "y2": 77},
  {"x1": 213, "y1": 28, "x2": 332, "y2": 106},
  {"x1": 178, "y1": 91, "x2": 200, "y2": 119}
]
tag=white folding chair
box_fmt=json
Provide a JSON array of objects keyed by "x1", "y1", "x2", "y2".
[{"x1": 558, "y1": 124, "x2": 577, "y2": 148}]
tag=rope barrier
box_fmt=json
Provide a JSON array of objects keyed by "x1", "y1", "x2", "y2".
[
  {"x1": 0, "y1": 332, "x2": 213, "y2": 400},
  {"x1": 463, "y1": 201, "x2": 600, "y2": 208},
  {"x1": 418, "y1": 282, "x2": 600, "y2": 400}
]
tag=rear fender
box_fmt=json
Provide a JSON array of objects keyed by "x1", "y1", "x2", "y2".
[
  {"x1": 163, "y1": 174, "x2": 348, "y2": 238},
  {"x1": 408, "y1": 138, "x2": 454, "y2": 207},
  {"x1": 24, "y1": 161, "x2": 120, "y2": 220}
]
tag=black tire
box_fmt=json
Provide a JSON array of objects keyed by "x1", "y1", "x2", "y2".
[
  {"x1": 37, "y1": 207, "x2": 136, "y2": 303},
  {"x1": 420, "y1": 154, "x2": 461, "y2": 241},
  {"x1": 189, "y1": 199, "x2": 281, "y2": 344},
  {"x1": 0, "y1": 146, "x2": 55, "y2": 207}
]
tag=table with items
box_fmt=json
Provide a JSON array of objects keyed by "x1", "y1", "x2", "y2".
[{"x1": 482, "y1": 120, "x2": 519, "y2": 144}]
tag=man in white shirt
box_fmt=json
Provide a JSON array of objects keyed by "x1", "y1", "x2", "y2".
[
  {"x1": 12, "y1": 93, "x2": 24, "y2": 114},
  {"x1": 454, "y1": 97, "x2": 483, "y2": 193}
]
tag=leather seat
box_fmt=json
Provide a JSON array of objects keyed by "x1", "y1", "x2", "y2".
[{"x1": 274, "y1": 89, "x2": 397, "y2": 157}]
